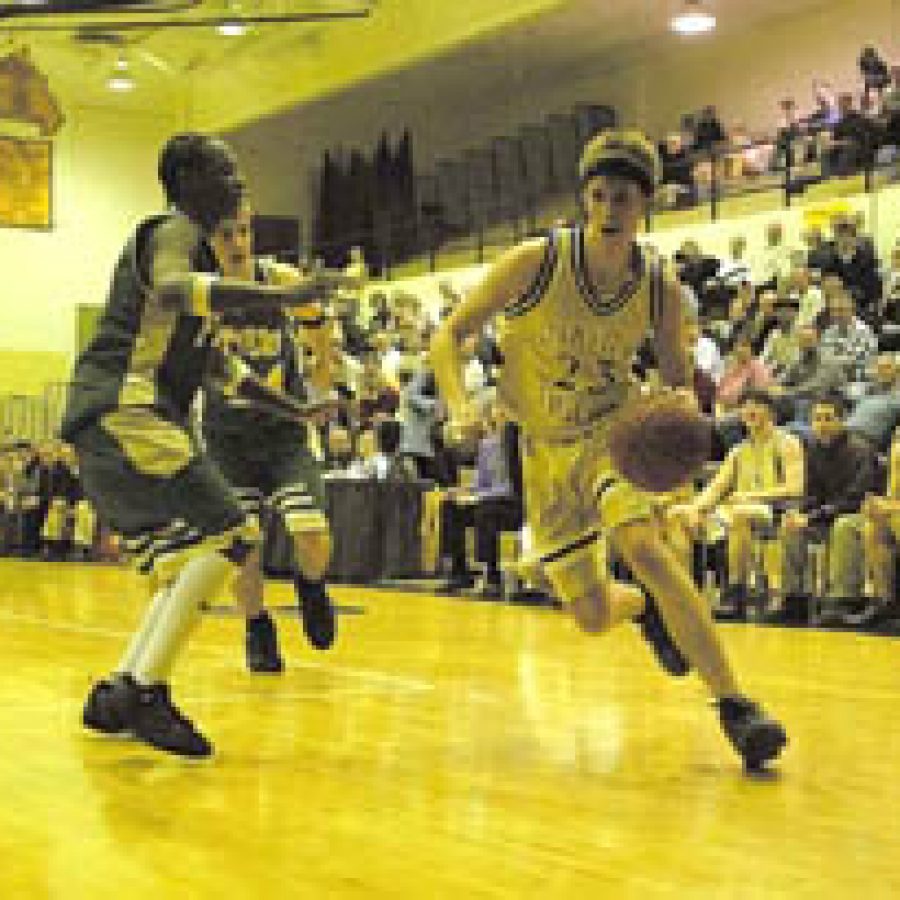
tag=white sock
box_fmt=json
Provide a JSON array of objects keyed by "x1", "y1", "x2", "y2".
[
  {"x1": 116, "y1": 584, "x2": 172, "y2": 676},
  {"x1": 129, "y1": 553, "x2": 234, "y2": 685}
]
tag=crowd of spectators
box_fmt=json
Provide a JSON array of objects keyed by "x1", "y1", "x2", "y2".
[{"x1": 657, "y1": 46, "x2": 900, "y2": 210}]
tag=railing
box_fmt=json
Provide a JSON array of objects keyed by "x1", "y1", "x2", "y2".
[{"x1": 312, "y1": 127, "x2": 899, "y2": 277}]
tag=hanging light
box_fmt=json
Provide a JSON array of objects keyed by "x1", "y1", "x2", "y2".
[
  {"x1": 217, "y1": 20, "x2": 248, "y2": 36},
  {"x1": 107, "y1": 54, "x2": 134, "y2": 92},
  {"x1": 217, "y1": 1, "x2": 248, "y2": 36},
  {"x1": 671, "y1": 0, "x2": 716, "y2": 35}
]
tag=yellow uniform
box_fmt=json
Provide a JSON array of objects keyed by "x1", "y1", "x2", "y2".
[{"x1": 496, "y1": 226, "x2": 664, "y2": 566}]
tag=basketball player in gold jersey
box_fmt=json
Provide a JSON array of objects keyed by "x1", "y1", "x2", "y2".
[{"x1": 431, "y1": 130, "x2": 787, "y2": 771}]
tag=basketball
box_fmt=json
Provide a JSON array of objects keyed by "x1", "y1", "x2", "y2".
[{"x1": 608, "y1": 391, "x2": 713, "y2": 493}]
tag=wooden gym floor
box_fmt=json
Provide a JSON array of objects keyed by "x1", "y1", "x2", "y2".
[{"x1": 1, "y1": 559, "x2": 898, "y2": 899}]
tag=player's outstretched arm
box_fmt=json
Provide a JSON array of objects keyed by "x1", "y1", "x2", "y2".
[
  {"x1": 430, "y1": 238, "x2": 546, "y2": 422},
  {"x1": 150, "y1": 217, "x2": 355, "y2": 314}
]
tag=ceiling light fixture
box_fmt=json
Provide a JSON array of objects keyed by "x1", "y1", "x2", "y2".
[
  {"x1": 671, "y1": 0, "x2": 716, "y2": 35},
  {"x1": 107, "y1": 54, "x2": 134, "y2": 91},
  {"x1": 217, "y1": 20, "x2": 247, "y2": 36},
  {"x1": 217, "y1": 0, "x2": 248, "y2": 36}
]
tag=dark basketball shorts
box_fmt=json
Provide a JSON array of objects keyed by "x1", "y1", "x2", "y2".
[
  {"x1": 70, "y1": 407, "x2": 259, "y2": 575},
  {"x1": 203, "y1": 423, "x2": 329, "y2": 535}
]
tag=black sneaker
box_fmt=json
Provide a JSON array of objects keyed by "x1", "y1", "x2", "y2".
[
  {"x1": 295, "y1": 576, "x2": 336, "y2": 651},
  {"x1": 130, "y1": 682, "x2": 213, "y2": 759},
  {"x1": 83, "y1": 676, "x2": 133, "y2": 736},
  {"x1": 83, "y1": 675, "x2": 212, "y2": 759},
  {"x1": 716, "y1": 696, "x2": 787, "y2": 772},
  {"x1": 635, "y1": 596, "x2": 691, "y2": 677},
  {"x1": 246, "y1": 611, "x2": 285, "y2": 674}
]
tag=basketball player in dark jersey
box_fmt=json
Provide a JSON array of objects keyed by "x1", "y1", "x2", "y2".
[
  {"x1": 61, "y1": 133, "x2": 349, "y2": 758},
  {"x1": 205, "y1": 201, "x2": 337, "y2": 672}
]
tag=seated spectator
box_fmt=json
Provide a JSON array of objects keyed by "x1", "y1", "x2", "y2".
[
  {"x1": 675, "y1": 240, "x2": 719, "y2": 300},
  {"x1": 355, "y1": 419, "x2": 419, "y2": 481},
  {"x1": 668, "y1": 390, "x2": 804, "y2": 616},
  {"x1": 760, "y1": 296, "x2": 801, "y2": 378},
  {"x1": 744, "y1": 289, "x2": 780, "y2": 354},
  {"x1": 41, "y1": 442, "x2": 78, "y2": 561},
  {"x1": 862, "y1": 425, "x2": 900, "y2": 608},
  {"x1": 806, "y1": 79, "x2": 841, "y2": 132},
  {"x1": 859, "y1": 353, "x2": 899, "y2": 398},
  {"x1": 846, "y1": 373, "x2": 900, "y2": 453},
  {"x1": 658, "y1": 131, "x2": 696, "y2": 208},
  {"x1": 686, "y1": 317, "x2": 724, "y2": 383},
  {"x1": 803, "y1": 225, "x2": 833, "y2": 275},
  {"x1": 880, "y1": 68, "x2": 900, "y2": 151},
  {"x1": 709, "y1": 279, "x2": 753, "y2": 347},
  {"x1": 753, "y1": 221, "x2": 794, "y2": 292},
  {"x1": 354, "y1": 347, "x2": 400, "y2": 427},
  {"x1": 880, "y1": 243, "x2": 900, "y2": 336},
  {"x1": 817, "y1": 214, "x2": 881, "y2": 325},
  {"x1": 784, "y1": 263, "x2": 824, "y2": 327},
  {"x1": 780, "y1": 393, "x2": 878, "y2": 617},
  {"x1": 718, "y1": 235, "x2": 754, "y2": 290},
  {"x1": 818, "y1": 286, "x2": 878, "y2": 382},
  {"x1": 437, "y1": 401, "x2": 523, "y2": 598},
  {"x1": 716, "y1": 331, "x2": 773, "y2": 414},
  {"x1": 333, "y1": 289, "x2": 369, "y2": 356},
  {"x1": 774, "y1": 323, "x2": 847, "y2": 425}
]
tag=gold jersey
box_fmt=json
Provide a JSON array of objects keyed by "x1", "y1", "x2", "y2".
[{"x1": 496, "y1": 227, "x2": 662, "y2": 443}]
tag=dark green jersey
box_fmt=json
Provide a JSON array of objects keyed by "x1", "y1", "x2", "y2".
[
  {"x1": 60, "y1": 213, "x2": 219, "y2": 440},
  {"x1": 202, "y1": 261, "x2": 308, "y2": 437}
]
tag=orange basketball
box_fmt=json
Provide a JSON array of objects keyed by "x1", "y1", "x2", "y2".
[{"x1": 608, "y1": 392, "x2": 712, "y2": 493}]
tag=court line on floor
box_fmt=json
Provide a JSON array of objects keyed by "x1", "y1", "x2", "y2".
[{"x1": 0, "y1": 609, "x2": 437, "y2": 694}]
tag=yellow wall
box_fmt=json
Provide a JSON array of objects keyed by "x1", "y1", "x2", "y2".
[
  {"x1": 0, "y1": 104, "x2": 178, "y2": 376},
  {"x1": 0, "y1": 351, "x2": 71, "y2": 396}
]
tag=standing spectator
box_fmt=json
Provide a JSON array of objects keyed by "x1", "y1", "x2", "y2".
[
  {"x1": 859, "y1": 45, "x2": 892, "y2": 103},
  {"x1": 694, "y1": 105, "x2": 728, "y2": 153},
  {"x1": 824, "y1": 93, "x2": 877, "y2": 176},
  {"x1": 399, "y1": 368, "x2": 451, "y2": 485}
]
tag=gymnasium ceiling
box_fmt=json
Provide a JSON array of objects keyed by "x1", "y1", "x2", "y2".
[{"x1": 2, "y1": 0, "x2": 845, "y2": 132}]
